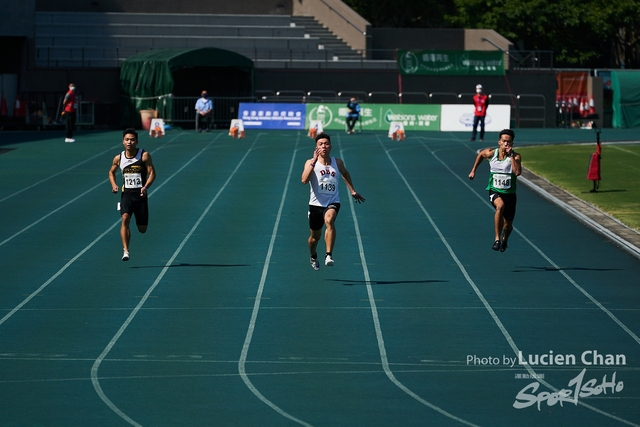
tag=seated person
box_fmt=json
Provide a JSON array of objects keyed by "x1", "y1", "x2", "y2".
[
  {"x1": 195, "y1": 91, "x2": 213, "y2": 132},
  {"x1": 346, "y1": 97, "x2": 360, "y2": 134}
]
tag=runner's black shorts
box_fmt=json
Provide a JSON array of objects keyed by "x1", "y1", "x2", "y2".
[
  {"x1": 489, "y1": 191, "x2": 517, "y2": 221},
  {"x1": 120, "y1": 191, "x2": 149, "y2": 226},
  {"x1": 308, "y1": 203, "x2": 340, "y2": 231}
]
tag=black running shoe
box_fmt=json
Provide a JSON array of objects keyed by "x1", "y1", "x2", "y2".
[
  {"x1": 500, "y1": 240, "x2": 508, "y2": 252},
  {"x1": 492, "y1": 240, "x2": 501, "y2": 251}
]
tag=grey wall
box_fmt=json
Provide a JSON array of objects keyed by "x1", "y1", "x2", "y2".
[
  {"x1": 371, "y1": 28, "x2": 465, "y2": 59},
  {"x1": 0, "y1": 0, "x2": 35, "y2": 102},
  {"x1": 0, "y1": 0, "x2": 36, "y2": 37},
  {"x1": 34, "y1": 0, "x2": 293, "y2": 14}
]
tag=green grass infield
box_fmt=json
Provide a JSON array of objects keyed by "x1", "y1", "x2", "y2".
[{"x1": 517, "y1": 143, "x2": 640, "y2": 231}]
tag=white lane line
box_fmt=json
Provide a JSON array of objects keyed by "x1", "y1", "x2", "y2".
[
  {"x1": 425, "y1": 140, "x2": 640, "y2": 346},
  {"x1": 0, "y1": 224, "x2": 119, "y2": 327},
  {"x1": 4, "y1": 305, "x2": 639, "y2": 313},
  {"x1": 91, "y1": 132, "x2": 255, "y2": 426},
  {"x1": 0, "y1": 134, "x2": 184, "y2": 248},
  {"x1": 339, "y1": 136, "x2": 481, "y2": 427},
  {"x1": 0, "y1": 133, "x2": 195, "y2": 327},
  {"x1": 411, "y1": 136, "x2": 639, "y2": 426},
  {"x1": 0, "y1": 143, "x2": 122, "y2": 203},
  {"x1": 238, "y1": 138, "x2": 314, "y2": 427},
  {"x1": 518, "y1": 174, "x2": 640, "y2": 260},
  {"x1": 0, "y1": 180, "x2": 109, "y2": 248}
]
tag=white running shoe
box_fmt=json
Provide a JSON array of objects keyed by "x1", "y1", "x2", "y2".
[
  {"x1": 310, "y1": 257, "x2": 320, "y2": 270},
  {"x1": 65, "y1": 138, "x2": 75, "y2": 143},
  {"x1": 324, "y1": 254, "x2": 334, "y2": 266},
  {"x1": 122, "y1": 250, "x2": 130, "y2": 261}
]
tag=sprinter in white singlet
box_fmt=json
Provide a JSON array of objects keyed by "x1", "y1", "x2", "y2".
[
  {"x1": 468, "y1": 129, "x2": 521, "y2": 252},
  {"x1": 301, "y1": 132, "x2": 365, "y2": 270}
]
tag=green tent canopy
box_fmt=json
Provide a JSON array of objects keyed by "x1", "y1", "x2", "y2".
[
  {"x1": 120, "y1": 47, "x2": 254, "y2": 126},
  {"x1": 611, "y1": 71, "x2": 640, "y2": 128}
]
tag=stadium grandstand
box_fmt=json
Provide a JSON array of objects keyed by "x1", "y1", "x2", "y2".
[{"x1": 0, "y1": 0, "x2": 619, "y2": 130}]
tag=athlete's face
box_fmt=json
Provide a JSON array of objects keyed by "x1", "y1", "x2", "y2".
[
  {"x1": 498, "y1": 134, "x2": 514, "y2": 152},
  {"x1": 122, "y1": 133, "x2": 138, "y2": 150},
  {"x1": 316, "y1": 138, "x2": 331, "y2": 156}
]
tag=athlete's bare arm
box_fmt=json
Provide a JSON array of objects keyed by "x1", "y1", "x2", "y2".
[
  {"x1": 108, "y1": 154, "x2": 121, "y2": 193},
  {"x1": 140, "y1": 151, "x2": 156, "y2": 196},
  {"x1": 301, "y1": 147, "x2": 321, "y2": 185},
  {"x1": 336, "y1": 158, "x2": 365, "y2": 203},
  {"x1": 468, "y1": 148, "x2": 495, "y2": 180}
]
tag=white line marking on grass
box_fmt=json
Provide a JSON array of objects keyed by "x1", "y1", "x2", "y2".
[
  {"x1": 412, "y1": 136, "x2": 640, "y2": 426},
  {"x1": 91, "y1": 132, "x2": 256, "y2": 426},
  {"x1": 609, "y1": 145, "x2": 640, "y2": 156},
  {"x1": 238, "y1": 138, "x2": 314, "y2": 427},
  {"x1": 339, "y1": 135, "x2": 482, "y2": 427}
]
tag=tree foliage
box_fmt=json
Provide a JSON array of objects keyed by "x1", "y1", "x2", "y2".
[
  {"x1": 343, "y1": 0, "x2": 640, "y2": 68},
  {"x1": 447, "y1": 0, "x2": 604, "y2": 66},
  {"x1": 586, "y1": 0, "x2": 640, "y2": 68},
  {"x1": 344, "y1": 0, "x2": 457, "y2": 28}
]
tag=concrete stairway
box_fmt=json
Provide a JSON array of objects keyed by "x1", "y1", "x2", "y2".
[
  {"x1": 290, "y1": 16, "x2": 362, "y2": 60},
  {"x1": 34, "y1": 12, "x2": 365, "y2": 68}
]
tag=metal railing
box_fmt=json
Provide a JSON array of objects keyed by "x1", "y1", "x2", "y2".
[
  {"x1": 252, "y1": 89, "x2": 548, "y2": 128},
  {"x1": 428, "y1": 92, "x2": 458, "y2": 104},
  {"x1": 319, "y1": 0, "x2": 367, "y2": 35},
  {"x1": 306, "y1": 91, "x2": 338, "y2": 102},
  {"x1": 516, "y1": 94, "x2": 546, "y2": 128},
  {"x1": 488, "y1": 93, "x2": 517, "y2": 128},
  {"x1": 34, "y1": 46, "x2": 367, "y2": 69},
  {"x1": 34, "y1": 46, "x2": 552, "y2": 70},
  {"x1": 337, "y1": 91, "x2": 368, "y2": 102},
  {"x1": 368, "y1": 92, "x2": 398, "y2": 103},
  {"x1": 155, "y1": 96, "x2": 256, "y2": 128},
  {"x1": 398, "y1": 92, "x2": 429, "y2": 104}
]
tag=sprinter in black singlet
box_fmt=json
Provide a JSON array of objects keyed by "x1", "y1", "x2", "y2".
[{"x1": 108, "y1": 128, "x2": 157, "y2": 261}]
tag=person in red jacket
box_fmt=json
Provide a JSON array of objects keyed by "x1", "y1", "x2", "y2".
[
  {"x1": 62, "y1": 83, "x2": 77, "y2": 143},
  {"x1": 470, "y1": 84, "x2": 489, "y2": 142}
]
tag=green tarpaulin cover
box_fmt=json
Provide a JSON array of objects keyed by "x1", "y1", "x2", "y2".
[
  {"x1": 120, "y1": 47, "x2": 253, "y2": 126},
  {"x1": 612, "y1": 71, "x2": 640, "y2": 128}
]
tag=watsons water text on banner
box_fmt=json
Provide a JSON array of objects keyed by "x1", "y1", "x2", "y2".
[
  {"x1": 238, "y1": 103, "x2": 305, "y2": 130},
  {"x1": 398, "y1": 50, "x2": 505, "y2": 76},
  {"x1": 305, "y1": 103, "x2": 440, "y2": 131}
]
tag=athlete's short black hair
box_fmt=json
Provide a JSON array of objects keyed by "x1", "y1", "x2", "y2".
[
  {"x1": 315, "y1": 132, "x2": 331, "y2": 144},
  {"x1": 499, "y1": 129, "x2": 515, "y2": 140},
  {"x1": 123, "y1": 128, "x2": 138, "y2": 140}
]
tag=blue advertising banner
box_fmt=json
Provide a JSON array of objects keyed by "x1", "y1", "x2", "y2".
[{"x1": 238, "y1": 103, "x2": 306, "y2": 130}]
